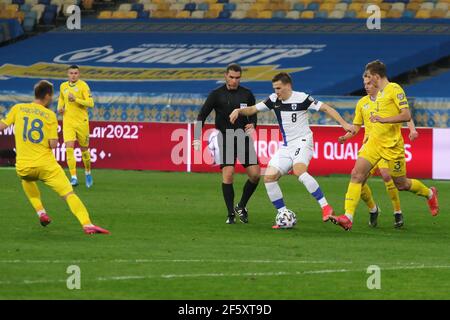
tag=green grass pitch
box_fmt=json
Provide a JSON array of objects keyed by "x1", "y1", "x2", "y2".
[{"x1": 0, "y1": 168, "x2": 449, "y2": 299}]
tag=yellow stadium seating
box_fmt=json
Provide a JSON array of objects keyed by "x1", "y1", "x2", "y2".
[
  {"x1": 209, "y1": 3, "x2": 224, "y2": 11},
  {"x1": 406, "y1": 3, "x2": 421, "y2": 11},
  {"x1": 6, "y1": 4, "x2": 18, "y2": 11},
  {"x1": 430, "y1": 9, "x2": 446, "y2": 18},
  {"x1": 257, "y1": 10, "x2": 272, "y2": 19},
  {"x1": 250, "y1": 3, "x2": 268, "y2": 11},
  {"x1": 111, "y1": 11, "x2": 128, "y2": 19},
  {"x1": 300, "y1": 10, "x2": 314, "y2": 19},
  {"x1": 415, "y1": 9, "x2": 432, "y2": 18},
  {"x1": 125, "y1": 11, "x2": 138, "y2": 19},
  {"x1": 348, "y1": 3, "x2": 363, "y2": 12},
  {"x1": 387, "y1": 9, "x2": 403, "y2": 18},
  {"x1": 204, "y1": 10, "x2": 220, "y2": 18},
  {"x1": 319, "y1": 3, "x2": 335, "y2": 12},
  {"x1": 175, "y1": 10, "x2": 191, "y2": 18},
  {"x1": 98, "y1": 10, "x2": 112, "y2": 19},
  {"x1": 269, "y1": 3, "x2": 290, "y2": 11},
  {"x1": 156, "y1": 3, "x2": 170, "y2": 11},
  {"x1": 246, "y1": 9, "x2": 258, "y2": 18}
]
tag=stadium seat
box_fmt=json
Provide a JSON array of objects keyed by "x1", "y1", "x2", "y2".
[
  {"x1": 344, "y1": 10, "x2": 356, "y2": 18},
  {"x1": 328, "y1": 10, "x2": 345, "y2": 19},
  {"x1": 31, "y1": 4, "x2": 45, "y2": 20},
  {"x1": 272, "y1": 10, "x2": 286, "y2": 18},
  {"x1": 435, "y1": 2, "x2": 448, "y2": 11},
  {"x1": 300, "y1": 10, "x2": 314, "y2": 19},
  {"x1": 292, "y1": 3, "x2": 304, "y2": 11},
  {"x1": 420, "y1": 2, "x2": 435, "y2": 10},
  {"x1": 196, "y1": 3, "x2": 208, "y2": 11},
  {"x1": 209, "y1": 3, "x2": 223, "y2": 12},
  {"x1": 23, "y1": 16, "x2": 35, "y2": 31},
  {"x1": 431, "y1": 8, "x2": 446, "y2": 17},
  {"x1": 391, "y1": 2, "x2": 406, "y2": 12},
  {"x1": 126, "y1": 11, "x2": 138, "y2": 19},
  {"x1": 319, "y1": 3, "x2": 334, "y2": 12},
  {"x1": 111, "y1": 10, "x2": 127, "y2": 19},
  {"x1": 230, "y1": 10, "x2": 245, "y2": 19},
  {"x1": 257, "y1": 10, "x2": 272, "y2": 18},
  {"x1": 143, "y1": 3, "x2": 157, "y2": 11},
  {"x1": 6, "y1": 3, "x2": 18, "y2": 11},
  {"x1": 12, "y1": 0, "x2": 24, "y2": 5},
  {"x1": 306, "y1": 2, "x2": 319, "y2": 11},
  {"x1": 118, "y1": 4, "x2": 131, "y2": 12},
  {"x1": 387, "y1": 9, "x2": 403, "y2": 18},
  {"x1": 217, "y1": 0, "x2": 229, "y2": 3},
  {"x1": 204, "y1": 9, "x2": 220, "y2": 18},
  {"x1": 406, "y1": 3, "x2": 421, "y2": 11},
  {"x1": 285, "y1": 10, "x2": 300, "y2": 19},
  {"x1": 38, "y1": 0, "x2": 49, "y2": 4},
  {"x1": 334, "y1": 3, "x2": 348, "y2": 11},
  {"x1": 191, "y1": 10, "x2": 205, "y2": 18},
  {"x1": 402, "y1": 10, "x2": 416, "y2": 18},
  {"x1": 218, "y1": 10, "x2": 231, "y2": 18},
  {"x1": 348, "y1": 3, "x2": 363, "y2": 12},
  {"x1": 250, "y1": 3, "x2": 267, "y2": 11},
  {"x1": 98, "y1": 10, "x2": 112, "y2": 18},
  {"x1": 223, "y1": 3, "x2": 236, "y2": 11},
  {"x1": 175, "y1": 10, "x2": 190, "y2": 18},
  {"x1": 235, "y1": 3, "x2": 251, "y2": 11},
  {"x1": 0, "y1": 0, "x2": 13, "y2": 5},
  {"x1": 415, "y1": 9, "x2": 432, "y2": 18}
]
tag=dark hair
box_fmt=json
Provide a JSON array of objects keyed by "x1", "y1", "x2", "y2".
[
  {"x1": 34, "y1": 80, "x2": 54, "y2": 99},
  {"x1": 226, "y1": 63, "x2": 242, "y2": 74},
  {"x1": 272, "y1": 72, "x2": 292, "y2": 85},
  {"x1": 68, "y1": 65, "x2": 79, "y2": 70},
  {"x1": 365, "y1": 60, "x2": 387, "y2": 78}
]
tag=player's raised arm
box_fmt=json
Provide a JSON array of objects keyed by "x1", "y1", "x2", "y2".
[
  {"x1": 75, "y1": 83, "x2": 94, "y2": 108},
  {"x1": 319, "y1": 103, "x2": 355, "y2": 134},
  {"x1": 229, "y1": 105, "x2": 258, "y2": 124}
]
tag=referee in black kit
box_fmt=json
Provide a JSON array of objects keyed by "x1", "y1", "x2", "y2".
[{"x1": 193, "y1": 63, "x2": 260, "y2": 224}]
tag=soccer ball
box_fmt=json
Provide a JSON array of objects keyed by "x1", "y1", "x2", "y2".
[{"x1": 275, "y1": 209, "x2": 297, "y2": 229}]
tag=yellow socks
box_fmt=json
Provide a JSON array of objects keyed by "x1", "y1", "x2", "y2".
[
  {"x1": 345, "y1": 182, "x2": 362, "y2": 217},
  {"x1": 22, "y1": 180, "x2": 45, "y2": 214},
  {"x1": 66, "y1": 193, "x2": 92, "y2": 226},
  {"x1": 66, "y1": 147, "x2": 77, "y2": 177},
  {"x1": 384, "y1": 180, "x2": 401, "y2": 212},
  {"x1": 361, "y1": 183, "x2": 376, "y2": 210},
  {"x1": 409, "y1": 179, "x2": 430, "y2": 198},
  {"x1": 81, "y1": 150, "x2": 91, "y2": 174}
]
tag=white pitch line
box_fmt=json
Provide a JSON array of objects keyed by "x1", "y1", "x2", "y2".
[
  {"x1": 0, "y1": 259, "x2": 356, "y2": 265},
  {"x1": 2, "y1": 265, "x2": 450, "y2": 286}
]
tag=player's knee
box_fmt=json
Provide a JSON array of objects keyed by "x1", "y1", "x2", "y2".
[
  {"x1": 61, "y1": 191, "x2": 74, "y2": 200},
  {"x1": 264, "y1": 174, "x2": 278, "y2": 183},
  {"x1": 381, "y1": 173, "x2": 392, "y2": 183},
  {"x1": 350, "y1": 168, "x2": 365, "y2": 182},
  {"x1": 393, "y1": 179, "x2": 408, "y2": 191}
]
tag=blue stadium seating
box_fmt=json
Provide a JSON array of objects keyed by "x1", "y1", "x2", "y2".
[
  {"x1": 218, "y1": 10, "x2": 231, "y2": 19},
  {"x1": 184, "y1": 3, "x2": 196, "y2": 12},
  {"x1": 131, "y1": 3, "x2": 143, "y2": 12}
]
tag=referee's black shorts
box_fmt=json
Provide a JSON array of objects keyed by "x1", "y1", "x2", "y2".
[{"x1": 217, "y1": 130, "x2": 259, "y2": 169}]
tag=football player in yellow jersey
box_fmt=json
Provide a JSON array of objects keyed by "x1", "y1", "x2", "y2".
[
  {"x1": 0, "y1": 80, "x2": 109, "y2": 234},
  {"x1": 330, "y1": 60, "x2": 439, "y2": 231},
  {"x1": 57, "y1": 65, "x2": 94, "y2": 188},
  {"x1": 339, "y1": 74, "x2": 419, "y2": 228}
]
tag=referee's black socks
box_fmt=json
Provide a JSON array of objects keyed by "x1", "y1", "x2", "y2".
[
  {"x1": 222, "y1": 183, "x2": 235, "y2": 216},
  {"x1": 239, "y1": 179, "x2": 259, "y2": 208}
]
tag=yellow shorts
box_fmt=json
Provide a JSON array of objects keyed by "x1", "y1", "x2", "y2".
[
  {"x1": 16, "y1": 163, "x2": 73, "y2": 197},
  {"x1": 369, "y1": 159, "x2": 390, "y2": 176},
  {"x1": 63, "y1": 121, "x2": 90, "y2": 147},
  {"x1": 359, "y1": 137, "x2": 406, "y2": 177}
]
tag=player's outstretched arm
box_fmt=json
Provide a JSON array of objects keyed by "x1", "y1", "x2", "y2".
[
  {"x1": 338, "y1": 124, "x2": 361, "y2": 144},
  {"x1": 319, "y1": 103, "x2": 354, "y2": 133},
  {"x1": 229, "y1": 105, "x2": 258, "y2": 124},
  {"x1": 370, "y1": 108, "x2": 411, "y2": 124}
]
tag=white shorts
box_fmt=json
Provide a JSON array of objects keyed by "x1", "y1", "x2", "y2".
[{"x1": 268, "y1": 135, "x2": 314, "y2": 175}]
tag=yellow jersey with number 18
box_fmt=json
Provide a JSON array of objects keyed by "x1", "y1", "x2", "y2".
[
  {"x1": 0, "y1": 103, "x2": 58, "y2": 169},
  {"x1": 371, "y1": 82, "x2": 409, "y2": 148}
]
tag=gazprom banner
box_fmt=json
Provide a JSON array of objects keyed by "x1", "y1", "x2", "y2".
[{"x1": 0, "y1": 21, "x2": 449, "y2": 95}]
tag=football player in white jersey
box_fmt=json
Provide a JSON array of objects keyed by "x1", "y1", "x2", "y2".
[{"x1": 230, "y1": 72, "x2": 354, "y2": 228}]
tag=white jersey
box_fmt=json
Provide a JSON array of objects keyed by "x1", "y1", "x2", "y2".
[{"x1": 255, "y1": 91, "x2": 322, "y2": 146}]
